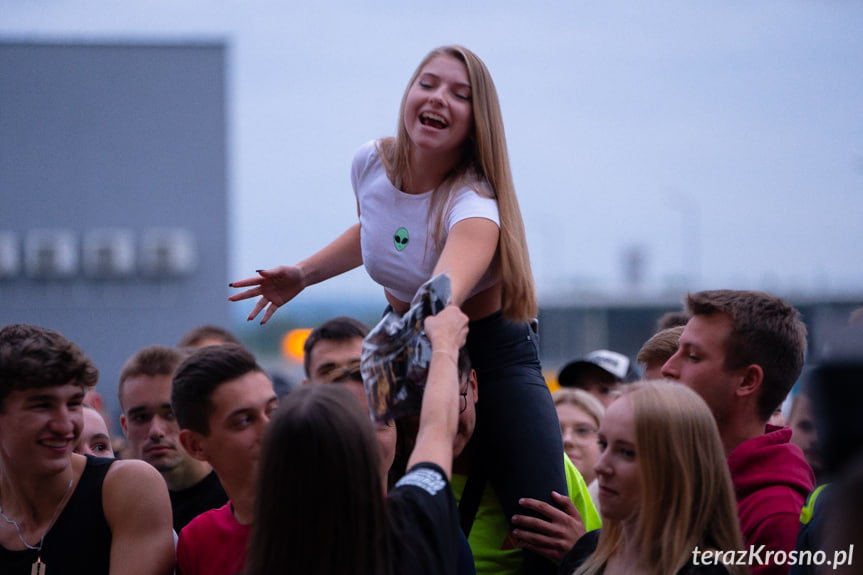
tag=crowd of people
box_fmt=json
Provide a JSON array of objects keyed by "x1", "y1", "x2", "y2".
[{"x1": 1, "y1": 43, "x2": 861, "y2": 575}]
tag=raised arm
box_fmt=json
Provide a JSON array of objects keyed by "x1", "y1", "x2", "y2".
[
  {"x1": 432, "y1": 217, "x2": 499, "y2": 308},
  {"x1": 406, "y1": 305, "x2": 469, "y2": 478},
  {"x1": 229, "y1": 222, "x2": 363, "y2": 324},
  {"x1": 104, "y1": 459, "x2": 175, "y2": 575}
]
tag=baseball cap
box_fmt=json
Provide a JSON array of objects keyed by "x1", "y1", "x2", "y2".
[{"x1": 558, "y1": 349, "x2": 633, "y2": 387}]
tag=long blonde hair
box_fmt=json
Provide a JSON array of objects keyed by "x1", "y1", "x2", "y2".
[
  {"x1": 574, "y1": 381, "x2": 745, "y2": 575},
  {"x1": 378, "y1": 45, "x2": 536, "y2": 321}
]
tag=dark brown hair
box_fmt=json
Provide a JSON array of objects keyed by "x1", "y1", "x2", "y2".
[
  {"x1": 245, "y1": 384, "x2": 391, "y2": 575},
  {"x1": 118, "y1": 345, "x2": 188, "y2": 409},
  {"x1": 177, "y1": 324, "x2": 240, "y2": 348},
  {"x1": 686, "y1": 289, "x2": 808, "y2": 421},
  {"x1": 0, "y1": 324, "x2": 98, "y2": 407},
  {"x1": 171, "y1": 343, "x2": 263, "y2": 435},
  {"x1": 302, "y1": 316, "x2": 370, "y2": 378},
  {"x1": 655, "y1": 310, "x2": 691, "y2": 331}
]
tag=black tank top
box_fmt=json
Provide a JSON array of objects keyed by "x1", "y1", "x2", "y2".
[{"x1": 0, "y1": 455, "x2": 114, "y2": 575}]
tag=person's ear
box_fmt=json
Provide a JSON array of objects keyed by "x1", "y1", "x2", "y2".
[
  {"x1": 736, "y1": 364, "x2": 764, "y2": 399},
  {"x1": 179, "y1": 429, "x2": 208, "y2": 462},
  {"x1": 469, "y1": 369, "x2": 479, "y2": 403},
  {"x1": 119, "y1": 414, "x2": 128, "y2": 437}
]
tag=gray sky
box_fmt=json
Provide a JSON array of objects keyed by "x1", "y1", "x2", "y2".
[{"x1": 4, "y1": 0, "x2": 862, "y2": 310}]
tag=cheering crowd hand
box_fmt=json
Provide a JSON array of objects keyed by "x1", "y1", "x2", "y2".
[
  {"x1": 423, "y1": 305, "x2": 469, "y2": 356},
  {"x1": 229, "y1": 266, "x2": 305, "y2": 324},
  {"x1": 511, "y1": 491, "x2": 586, "y2": 565}
]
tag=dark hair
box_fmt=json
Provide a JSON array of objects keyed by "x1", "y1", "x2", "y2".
[
  {"x1": 457, "y1": 346, "x2": 472, "y2": 381},
  {"x1": 686, "y1": 290, "x2": 808, "y2": 422},
  {"x1": 0, "y1": 324, "x2": 99, "y2": 408},
  {"x1": 177, "y1": 324, "x2": 241, "y2": 348},
  {"x1": 118, "y1": 345, "x2": 188, "y2": 408},
  {"x1": 655, "y1": 310, "x2": 691, "y2": 332},
  {"x1": 809, "y1": 359, "x2": 863, "y2": 478},
  {"x1": 303, "y1": 317, "x2": 370, "y2": 378},
  {"x1": 245, "y1": 385, "x2": 391, "y2": 575},
  {"x1": 171, "y1": 343, "x2": 263, "y2": 435}
]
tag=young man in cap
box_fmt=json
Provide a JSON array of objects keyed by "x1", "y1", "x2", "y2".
[{"x1": 557, "y1": 349, "x2": 633, "y2": 408}]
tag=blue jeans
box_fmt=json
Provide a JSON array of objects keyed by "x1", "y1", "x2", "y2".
[{"x1": 466, "y1": 311, "x2": 567, "y2": 574}]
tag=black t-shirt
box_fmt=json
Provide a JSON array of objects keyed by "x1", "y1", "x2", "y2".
[
  {"x1": 170, "y1": 469, "x2": 228, "y2": 534},
  {"x1": 0, "y1": 456, "x2": 114, "y2": 575},
  {"x1": 387, "y1": 462, "x2": 461, "y2": 575},
  {"x1": 559, "y1": 530, "x2": 731, "y2": 575}
]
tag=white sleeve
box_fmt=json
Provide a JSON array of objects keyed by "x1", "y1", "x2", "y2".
[
  {"x1": 351, "y1": 139, "x2": 379, "y2": 200},
  {"x1": 445, "y1": 185, "x2": 500, "y2": 231}
]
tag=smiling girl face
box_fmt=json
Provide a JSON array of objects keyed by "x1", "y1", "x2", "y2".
[{"x1": 403, "y1": 54, "x2": 474, "y2": 162}]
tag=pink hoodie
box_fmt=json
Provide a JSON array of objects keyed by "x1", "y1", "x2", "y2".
[{"x1": 728, "y1": 425, "x2": 815, "y2": 575}]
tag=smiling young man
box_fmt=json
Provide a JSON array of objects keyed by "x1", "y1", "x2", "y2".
[
  {"x1": 118, "y1": 345, "x2": 227, "y2": 534},
  {"x1": 661, "y1": 290, "x2": 815, "y2": 575},
  {"x1": 0, "y1": 324, "x2": 174, "y2": 575},
  {"x1": 170, "y1": 343, "x2": 279, "y2": 575}
]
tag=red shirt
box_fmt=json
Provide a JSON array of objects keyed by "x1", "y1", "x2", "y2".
[{"x1": 177, "y1": 502, "x2": 251, "y2": 575}]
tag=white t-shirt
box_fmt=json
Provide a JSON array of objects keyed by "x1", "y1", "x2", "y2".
[{"x1": 352, "y1": 140, "x2": 500, "y2": 303}]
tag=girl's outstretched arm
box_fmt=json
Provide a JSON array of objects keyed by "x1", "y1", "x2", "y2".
[
  {"x1": 432, "y1": 217, "x2": 500, "y2": 309},
  {"x1": 229, "y1": 223, "x2": 363, "y2": 324}
]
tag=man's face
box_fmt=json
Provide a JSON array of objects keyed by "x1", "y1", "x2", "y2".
[
  {"x1": 0, "y1": 383, "x2": 85, "y2": 475},
  {"x1": 788, "y1": 394, "x2": 821, "y2": 473},
  {"x1": 573, "y1": 365, "x2": 621, "y2": 408},
  {"x1": 305, "y1": 337, "x2": 363, "y2": 384},
  {"x1": 192, "y1": 371, "x2": 278, "y2": 488},
  {"x1": 453, "y1": 370, "x2": 478, "y2": 458},
  {"x1": 661, "y1": 313, "x2": 741, "y2": 423},
  {"x1": 120, "y1": 373, "x2": 186, "y2": 472},
  {"x1": 580, "y1": 380, "x2": 620, "y2": 409},
  {"x1": 332, "y1": 378, "x2": 397, "y2": 488},
  {"x1": 372, "y1": 411, "x2": 397, "y2": 489},
  {"x1": 306, "y1": 337, "x2": 396, "y2": 486}
]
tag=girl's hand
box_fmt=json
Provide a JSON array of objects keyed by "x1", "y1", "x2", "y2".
[
  {"x1": 229, "y1": 266, "x2": 305, "y2": 324},
  {"x1": 511, "y1": 491, "x2": 586, "y2": 565}
]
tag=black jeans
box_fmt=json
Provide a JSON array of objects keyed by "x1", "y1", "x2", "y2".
[{"x1": 466, "y1": 311, "x2": 567, "y2": 574}]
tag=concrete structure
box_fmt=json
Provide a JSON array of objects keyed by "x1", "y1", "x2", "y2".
[{"x1": 0, "y1": 40, "x2": 228, "y2": 425}]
